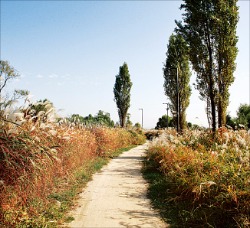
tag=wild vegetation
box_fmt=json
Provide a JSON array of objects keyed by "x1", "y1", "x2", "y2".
[
  {"x1": 0, "y1": 116, "x2": 145, "y2": 226},
  {"x1": 0, "y1": 79, "x2": 145, "y2": 227},
  {"x1": 0, "y1": 1, "x2": 246, "y2": 227},
  {"x1": 144, "y1": 128, "x2": 250, "y2": 227}
]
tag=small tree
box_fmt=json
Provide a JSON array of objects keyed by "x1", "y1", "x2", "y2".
[
  {"x1": 27, "y1": 99, "x2": 56, "y2": 123},
  {"x1": 0, "y1": 60, "x2": 19, "y2": 96},
  {"x1": 0, "y1": 60, "x2": 29, "y2": 114},
  {"x1": 126, "y1": 113, "x2": 133, "y2": 128},
  {"x1": 113, "y1": 63, "x2": 132, "y2": 128},
  {"x1": 236, "y1": 104, "x2": 250, "y2": 128},
  {"x1": 155, "y1": 115, "x2": 174, "y2": 129},
  {"x1": 134, "y1": 122, "x2": 141, "y2": 129},
  {"x1": 95, "y1": 110, "x2": 114, "y2": 127},
  {"x1": 163, "y1": 34, "x2": 191, "y2": 132},
  {"x1": 68, "y1": 111, "x2": 115, "y2": 127},
  {"x1": 1, "y1": 60, "x2": 19, "y2": 112},
  {"x1": 226, "y1": 114, "x2": 236, "y2": 129}
]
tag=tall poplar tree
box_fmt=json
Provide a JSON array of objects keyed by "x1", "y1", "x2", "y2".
[
  {"x1": 215, "y1": 0, "x2": 238, "y2": 127},
  {"x1": 163, "y1": 34, "x2": 191, "y2": 132},
  {"x1": 113, "y1": 63, "x2": 132, "y2": 128},
  {"x1": 175, "y1": 0, "x2": 238, "y2": 131}
]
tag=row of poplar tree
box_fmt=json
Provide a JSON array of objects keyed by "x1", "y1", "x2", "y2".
[
  {"x1": 113, "y1": 0, "x2": 239, "y2": 132},
  {"x1": 164, "y1": 0, "x2": 238, "y2": 132}
]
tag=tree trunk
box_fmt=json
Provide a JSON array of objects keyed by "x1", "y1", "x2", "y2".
[
  {"x1": 206, "y1": 97, "x2": 212, "y2": 129},
  {"x1": 218, "y1": 98, "x2": 226, "y2": 127},
  {"x1": 210, "y1": 93, "x2": 216, "y2": 132},
  {"x1": 180, "y1": 110, "x2": 186, "y2": 132},
  {"x1": 218, "y1": 97, "x2": 222, "y2": 128},
  {"x1": 208, "y1": 69, "x2": 217, "y2": 132},
  {"x1": 120, "y1": 113, "x2": 126, "y2": 128},
  {"x1": 222, "y1": 107, "x2": 226, "y2": 126},
  {"x1": 207, "y1": 39, "x2": 217, "y2": 133}
]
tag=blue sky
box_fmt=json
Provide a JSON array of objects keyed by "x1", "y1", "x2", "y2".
[{"x1": 1, "y1": 0, "x2": 249, "y2": 129}]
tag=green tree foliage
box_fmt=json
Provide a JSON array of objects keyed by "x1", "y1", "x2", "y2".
[
  {"x1": 13, "y1": 89, "x2": 29, "y2": 100},
  {"x1": 134, "y1": 122, "x2": 142, "y2": 129},
  {"x1": 155, "y1": 115, "x2": 174, "y2": 129},
  {"x1": 126, "y1": 113, "x2": 133, "y2": 128},
  {"x1": 175, "y1": 0, "x2": 239, "y2": 131},
  {"x1": 1, "y1": 89, "x2": 30, "y2": 111},
  {"x1": 226, "y1": 114, "x2": 236, "y2": 129},
  {"x1": 68, "y1": 110, "x2": 114, "y2": 127},
  {"x1": 236, "y1": 104, "x2": 250, "y2": 128},
  {"x1": 95, "y1": 110, "x2": 114, "y2": 127},
  {"x1": 27, "y1": 99, "x2": 56, "y2": 123},
  {"x1": 163, "y1": 34, "x2": 191, "y2": 131},
  {"x1": 113, "y1": 63, "x2": 132, "y2": 128},
  {"x1": 0, "y1": 60, "x2": 29, "y2": 113},
  {"x1": 0, "y1": 60, "x2": 19, "y2": 96},
  {"x1": 69, "y1": 114, "x2": 85, "y2": 123},
  {"x1": 215, "y1": 0, "x2": 238, "y2": 127}
]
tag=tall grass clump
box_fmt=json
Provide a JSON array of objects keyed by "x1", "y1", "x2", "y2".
[
  {"x1": 0, "y1": 105, "x2": 145, "y2": 227},
  {"x1": 146, "y1": 128, "x2": 250, "y2": 227},
  {"x1": 91, "y1": 127, "x2": 145, "y2": 157}
]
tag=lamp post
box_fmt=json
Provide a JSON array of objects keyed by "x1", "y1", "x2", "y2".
[
  {"x1": 163, "y1": 103, "x2": 169, "y2": 128},
  {"x1": 176, "y1": 67, "x2": 179, "y2": 133},
  {"x1": 170, "y1": 67, "x2": 179, "y2": 133},
  {"x1": 139, "y1": 108, "x2": 143, "y2": 129}
]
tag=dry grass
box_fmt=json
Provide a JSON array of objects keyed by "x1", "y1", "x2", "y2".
[
  {"x1": 146, "y1": 128, "x2": 250, "y2": 227},
  {"x1": 0, "y1": 118, "x2": 145, "y2": 226}
]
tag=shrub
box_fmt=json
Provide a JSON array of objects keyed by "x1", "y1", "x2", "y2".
[{"x1": 147, "y1": 128, "x2": 250, "y2": 227}]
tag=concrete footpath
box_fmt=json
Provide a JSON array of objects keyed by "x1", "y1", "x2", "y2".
[{"x1": 67, "y1": 143, "x2": 167, "y2": 228}]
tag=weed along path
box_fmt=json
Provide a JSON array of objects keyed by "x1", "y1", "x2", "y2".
[{"x1": 67, "y1": 143, "x2": 167, "y2": 228}]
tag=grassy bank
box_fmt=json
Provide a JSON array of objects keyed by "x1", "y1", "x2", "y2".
[
  {"x1": 0, "y1": 120, "x2": 145, "y2": 227},
  {"x1": 144, "y1": 128, "x2": 250, "y2": 227}
]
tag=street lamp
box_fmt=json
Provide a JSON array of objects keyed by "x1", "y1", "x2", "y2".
[
  {"x1": 163, "y1": 103, "x2": 169, "y2": 128},
  {"x1": 139, "y1": 108, "x2": 143, "y2": 129},
  {"x1": 176, "y1": 67, "x2": 180, "y2": 133},
  {"x1": 170, "y1": 67, "x2": 179, "y2": 133}
]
